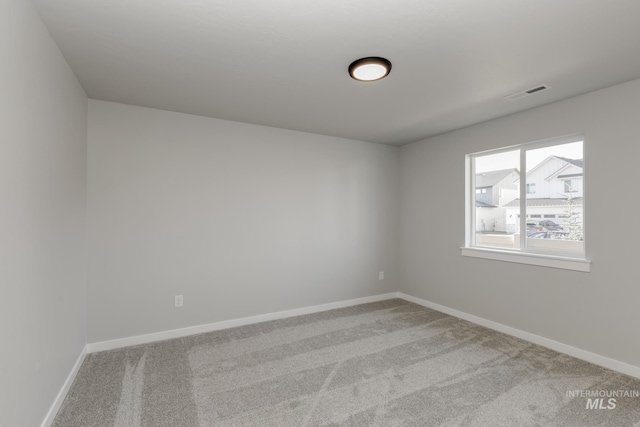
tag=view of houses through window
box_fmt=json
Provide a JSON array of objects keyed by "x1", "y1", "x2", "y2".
[{"x1": 470, "y1": 138, "x2": 584, "y2": 256}]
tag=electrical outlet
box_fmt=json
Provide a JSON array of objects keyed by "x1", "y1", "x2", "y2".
[
  {"x1": 174, "y1": 295, "x2": 183, "y2": 308},
  {"x1": 379, "y1": 271, "x2": 384, "y2": 280}
]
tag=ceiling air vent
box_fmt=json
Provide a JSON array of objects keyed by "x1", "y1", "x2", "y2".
[{"x1": 503, "y1": 84, "x2": 552, "y2": 101}]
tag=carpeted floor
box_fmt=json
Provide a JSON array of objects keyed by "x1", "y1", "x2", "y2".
[{"x1": 53, "y1": 299, "x2": 640, "y2": 426}]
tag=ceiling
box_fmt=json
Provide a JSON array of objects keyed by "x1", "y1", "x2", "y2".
[{"x1": 33, "y1": 0, "x2": 640, "y2": 146}]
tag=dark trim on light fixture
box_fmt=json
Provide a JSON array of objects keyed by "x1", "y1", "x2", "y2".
[{"x1": 348, "y1": 57, "x2": 392, "y2": 82}]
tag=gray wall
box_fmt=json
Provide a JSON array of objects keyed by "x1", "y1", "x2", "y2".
[
  {"x1": 5, "y1": 5, "x2": 640, "y2": 422},
  {"x1": 87, "y1": 100, "x2": 399, "y2": 343},
  {"x1": 0, "y1": 1, "x2": 88, "y2": 426},
  {"x1": 400, "y1": 78, "x2": 640, "y2": 368}
]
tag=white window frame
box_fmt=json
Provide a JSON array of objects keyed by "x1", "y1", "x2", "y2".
[
  {"x1": 563, "y1": 178, "x2": 581, "y2": 193},
  {"x1": 563, "y1": 179, "x2": 572, "y2": 193},
  {"x1": 462, "y1": 134, "x2": 590, "y2": 272},
  {"x1": 525, "y1": 183, "x2": 536, "y2": 194}
]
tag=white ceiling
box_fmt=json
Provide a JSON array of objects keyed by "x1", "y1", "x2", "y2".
[{"x1": 34, "y1": 0, "x2": 640, "y2": 146}]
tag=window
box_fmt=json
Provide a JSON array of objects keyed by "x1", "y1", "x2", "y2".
[
  {"x1": 564, "y1": 179, "x2": 580, "y2": 193},
  {"x1": 526, "y1": 183, "x2": 536, "y2": 194},
  {"x1": 463, "y1": 134, "x2": 589, "y2": 272}
]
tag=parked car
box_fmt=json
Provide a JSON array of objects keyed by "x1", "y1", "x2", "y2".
[
  {"x1": 526, "y1": 220, "x2": 564, "y2": 236},
  {"x1": 528, "y1": 231, "x2": 569, "y2": 239},
  {"x1": 526, "y1": 222, "x2": 539, "y2": 236},
  {"x1": 537, "y1": 220, "x2": 564, "y2": 231}
]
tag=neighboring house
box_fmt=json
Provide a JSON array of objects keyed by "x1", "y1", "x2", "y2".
[
  {"x1": 504, "y1": 156, "x2": 583, "y2": 231},
  {"x1": 522, "y1": 156, "x2": 583, "y2": 199},
  {"x1": 475, "y1": 168, "x2": 519, "y2": 232}
]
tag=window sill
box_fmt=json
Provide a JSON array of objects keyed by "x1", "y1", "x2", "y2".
[{"x1": 460, "y1": 247, "x2": 590, "y2": 272}]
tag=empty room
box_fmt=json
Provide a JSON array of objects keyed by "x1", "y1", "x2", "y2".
[{"x1": 3, "y1": 0, "x2": 640, "y2": 426}]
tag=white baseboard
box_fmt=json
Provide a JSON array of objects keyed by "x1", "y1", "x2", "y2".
[
  {"x1": 398, "y1": 292, "x2": 640, "y2": 380},
  {"x1": 45, "y1": 290, "x2": 639, "y2": 427},
  {"x1": 84, "y1": 289, "x2": 640, "y2": 377},
  {"x1": 40, "y1": 345, "x2": 88, "y2": 427},
  {"x1": 87, "y1": 292, "x2": 400, "y2": 353}
]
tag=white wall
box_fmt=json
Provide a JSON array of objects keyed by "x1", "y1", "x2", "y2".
[
  {"x1": 400, "y1": 78, "x2": 640, "y2": 368},
  {"x1": 87, "y1": 100, "x2": 399, "y2": 343},
  {"x1": 0, "y1": 1, "x2": 88, "y2": 426}
]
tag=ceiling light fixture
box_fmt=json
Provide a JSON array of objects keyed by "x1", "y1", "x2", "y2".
[{"x1": 348, "y1": 57, "x2": 392, "y2": 82}]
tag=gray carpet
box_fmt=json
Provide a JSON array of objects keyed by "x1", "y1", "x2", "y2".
[{"x1": 53, "y1": 299, "x2": 640, "y2": 426}]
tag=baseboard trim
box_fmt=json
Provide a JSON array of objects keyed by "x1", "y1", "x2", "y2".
[
  {"x1": 85, "y1": 290, "x2": 640, "y2": 377},
  {"x1": 398, "y1": 292, "x2": 640, "y2": 380},
  {"x1": 49, "y1": 290, "x2": 639, "y2": 427},
  {"x1": 87, "y1": 292, "x2": 400, "y2": 353},
  {"x1": 40, "y1": 345, "x2": 87, "y2": 427}
]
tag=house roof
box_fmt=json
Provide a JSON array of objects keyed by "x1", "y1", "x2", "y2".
[
  {"x1": 555, "y1": 157, "x2": 584, "y2": 169},
  {"x1": 516, "y1": 156, "x2": 583, "y2": 183},
  {"x1": 476, "y1": 200, "x2": 497, "y2": 208},
  {"x1": 543, "y1": 157, "x2": 583, "y2": 181},
  {"x1": 503, "y1": 198, "x2": 583, "y2": 208},
  {"x1": 476, "y1": 168, "x2": 518, "y2": 188},
  {"x1": 557, "y1": 173, "x2": 583, "y2": 179}
]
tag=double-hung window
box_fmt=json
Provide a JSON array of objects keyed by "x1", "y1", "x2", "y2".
[{"x1": 462, "y1": 134, "x2": 589, "y2": 272}]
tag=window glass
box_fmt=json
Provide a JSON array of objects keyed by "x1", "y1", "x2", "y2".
[
  {"x1": 473, "y1": 150, "x2": 519, "y2": 249},
  {"x1": 525, "y1": 141, "x2": 583, "y2": 255},
  {"x1": 468, "y1": 137, "x2": 584, "y2": 257}
]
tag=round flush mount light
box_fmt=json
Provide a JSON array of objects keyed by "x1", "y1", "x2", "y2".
[{"x1": 348, "y1": 57, "x2": 392, "y2": 82}]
